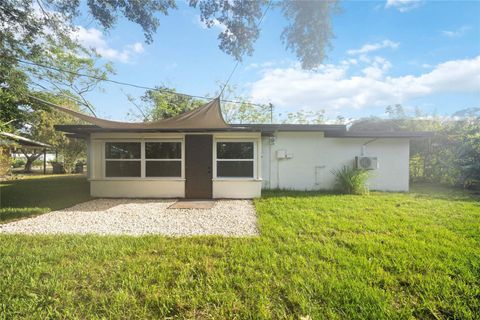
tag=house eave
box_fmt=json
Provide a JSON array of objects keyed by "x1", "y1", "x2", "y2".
[{"x1": 324, "y1": 131, "x2": 435, "y2": 138}]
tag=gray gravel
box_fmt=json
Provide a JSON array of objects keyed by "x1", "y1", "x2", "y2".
[{"x1": 0, "y1": 199, "x2": 259, "y2": 236}]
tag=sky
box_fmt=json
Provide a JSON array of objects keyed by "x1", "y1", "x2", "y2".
[{"x1": 70, "y1": 0, "x2": 480, "y2": 122}]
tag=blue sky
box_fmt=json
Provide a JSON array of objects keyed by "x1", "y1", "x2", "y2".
[{"x1": 72, "y1": 0, "x2": 480, "y2": 121}]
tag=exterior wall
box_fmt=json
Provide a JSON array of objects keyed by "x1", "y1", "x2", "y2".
[
  {"x1": 90, "y1": 180, "x2": 184, "y2": 198},
  {"x1": 261, "y1": 132, "x2": 410, "y2": 192},
  {"x1": 212, "y1": 180, "x2": 262, "y2": 198},
  {"x1": 88, "y1": 131, "x2": 262, "y2": 198}
]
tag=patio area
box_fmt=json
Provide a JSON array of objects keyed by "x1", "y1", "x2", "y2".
[{"x1": 0, "y1": 199, "x2": 259, "y2": 236}]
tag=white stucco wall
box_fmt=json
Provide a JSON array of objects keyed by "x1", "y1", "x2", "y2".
[
  {"x1": 212, "y1": 180, "x2": 262, "y2": 198},
  {"x1": 261, "y1": 132, "x2": 410, "y2": 192},
  {"x1": 88, "y1": 132, "x2": 262, "y2": 198},
  {"x1": 90, "y1": 180, "x2": 185, "y2": 198}
]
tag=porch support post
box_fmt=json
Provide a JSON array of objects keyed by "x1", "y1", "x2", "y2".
[{"x1": 43, "y1": 148, "x2": 46, "y2": 174}]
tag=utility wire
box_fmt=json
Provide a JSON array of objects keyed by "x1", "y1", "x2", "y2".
[
  {"x1": 15, "y1": 58, "x2": 267, "y2": 107},
  {"x1": 219, "y1": 0, "x2": 273, "y2": 97}
]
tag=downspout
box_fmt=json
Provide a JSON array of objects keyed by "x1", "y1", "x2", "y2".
[{"x1": 268, "y1": 132, "x2": 276, "y2": 189}]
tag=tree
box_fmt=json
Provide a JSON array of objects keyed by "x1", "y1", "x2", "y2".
[
  {"x1": 1, "y1": 0, "x2": 114, "y2": 131},
  {"x1": 218, "y1": 85, "x2": 271, "y2": 124},
  {"x1": 127, "y1": 86, "x2": 205, "y2": 121},
  {"x1": 283, "y1": 109, "x2": 325, "y2": 124},
  {"x1": 222, "y1": 101, "x2": 271, "y2": 124},
  {"x1": 350, "y1": 105, "x2": 480, "y2": 189},
  {"x1": 1, "y1": 0, "x2": 339, "y2": 70},
  {"x1": 20, "y1": 93, "x2": 87, "y2": 173}
]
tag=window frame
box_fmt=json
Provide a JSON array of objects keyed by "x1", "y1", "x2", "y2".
[
  {"x1": 144, "y1": 141, "x2": 183, "y2": 178},
  {"x1": 104, "y1": 141, "x2": 142, "y2": 178},
  {"x1": 103, "y1": 139, "x2": 184, "y2": 180},
  {"x1": 214, "y1": 139, "x2": 257, "y2": 180}
]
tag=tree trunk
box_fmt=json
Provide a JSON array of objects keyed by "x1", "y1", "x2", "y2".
[{"x1": 21, "y1": 149, "x2": 42, "y2": 173}]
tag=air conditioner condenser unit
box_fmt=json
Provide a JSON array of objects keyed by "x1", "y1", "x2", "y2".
[{"x1": 355, "y1": 156, "x2": 378, "y2": 170}]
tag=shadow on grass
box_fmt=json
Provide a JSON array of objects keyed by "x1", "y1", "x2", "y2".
[
  {"x1": 1, "y1": 174, "x2": 92, "y2": 223},
  {"x1": 0, "y1": 208, "x2": 49, "y2": 224},
  {"x1": 261, "y1": 183, "x2": 479, "y2": 203},
  {"x1": 410, "y1": 182, "x2": 480, "y2": 203},
  {"x1": 261, "y1": 188, "x2": 343, "y2": 199}
]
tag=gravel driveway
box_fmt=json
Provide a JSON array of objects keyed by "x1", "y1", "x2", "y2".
[{"x1": 0, "y1": 199, "x2": 259, "y2": 236}]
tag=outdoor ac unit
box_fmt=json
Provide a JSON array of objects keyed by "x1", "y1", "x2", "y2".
[{"x1": 355, "y1": 156, "x2": 378, "y2": 170}]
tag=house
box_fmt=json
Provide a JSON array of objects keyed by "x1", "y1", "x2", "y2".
[{"x1": 35, "y1": 96, "x2": 432, "y2": 198}]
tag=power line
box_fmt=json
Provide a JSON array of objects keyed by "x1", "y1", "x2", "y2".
[
  {"x1": 219, "y1": 0, "x2": 273, "y2": 96},
  {"x1": 15, "y1": 58, "x2": 268, "y2": 107}
]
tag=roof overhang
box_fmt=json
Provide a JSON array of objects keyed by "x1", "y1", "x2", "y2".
[
  {"x1": 54, "y1": 124, "x2": 262, "y2": 135},
  {"x1": 230, "y1": 124, "x2": 347, "y2": 136},
  {"x1": 0, "y1": 132, "x2": 52, "y2": 148},
  {"x1": 324, "y1": 131, "x2": 435, "y2": 138},
  {"x1": 55, "y1": 124, "x2": 433, "y2": 139}
]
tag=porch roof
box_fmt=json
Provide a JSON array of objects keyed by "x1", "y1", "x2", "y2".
[{"x1": 0, "y1": 132, "x2": 52, "y2": 148}]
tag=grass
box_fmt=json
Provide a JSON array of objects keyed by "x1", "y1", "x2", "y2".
[
  {"x1": 0, "y1": 177, "x2": 479, "y2": 319},
  {"x1": 0, "y1": 174, "x2": 91, "y2": 222}
]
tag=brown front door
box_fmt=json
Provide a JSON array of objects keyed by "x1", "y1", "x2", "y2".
[{"x1": 185, "y1": 135, "x2": 213, "y2": 199}]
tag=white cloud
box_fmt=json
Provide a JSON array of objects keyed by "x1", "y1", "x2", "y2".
[
  {"x1": 249, "y1": 56, "x2": 480, "y2": 114},
  {"x1": 73, "y1": 26, "x2": 145, "y2": 63},
  {"x1": 347, "y1": 40, "x2": 399, "y2": 55},
  {"x1": 442, "y1": 26, "x2": 471, "y2": 38},
  {"x1": 194, "y1": 15, "x2": 227, "y2": 32},
  {"x1": 385, "y1": 0, "x2": 423, "y2": 12}
]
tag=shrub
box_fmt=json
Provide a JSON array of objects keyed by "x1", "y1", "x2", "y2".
[
  {"x1": 12, "y1": 158, "x2": 26, "y2": 168},
  {"x1": 332, "y1": 166, "x2": 370, "y2": 195}
]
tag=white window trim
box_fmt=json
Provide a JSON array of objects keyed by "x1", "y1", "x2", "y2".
[
  {"x1": 103, "y1": 139, "x2": 184, "y2": 180},
  {"x1": 214, "y1": 139, "x2": 257, "y2": 180}
]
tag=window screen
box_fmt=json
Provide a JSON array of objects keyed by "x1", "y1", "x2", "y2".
[
  {"x1": 146, "y1": 161, "x2": 181, "y2": 177},
  {"x1": 216, "y1": 142, "x2": 254, "y2": 178},
  {"x1": 105, "y1": 161, "x2": 141, "y2": 177},
  {"x1": 145, "y1": 142, "x2": 182, "y2": 177},
  {"x1": 146, "y1": 142, "x2": 181, "y2": 159},
  {"x1": 105, "y1": 142, "x2": 140, "y2": 159},
  {"x1": 105, "y1": 142, "x2": 141, "y2": 177},
  {"x1": 217, "y1": 142, "x2": 254, "y2": 159}
]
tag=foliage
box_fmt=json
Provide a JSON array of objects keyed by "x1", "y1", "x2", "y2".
[
  {"x1": 11, "y1": 158, "x2": 26, "y2": 168},
  {"x1": 1, "y1": 1, "x2": 338, "y2": 70},
  {"x1": 351, "y1": 105, "x2": 480, "y2": 189},
  {"x1": 280, "y1": 0, "x2": 340, "y2": 69},
  {"x1": 127, "y1": 86, "x2": 205, "y2": 121},
  {"x1": 0, "y1": 178, "x2": 479, "y2": 318},
  {"x1": 223, "y1": 101, "x2": 272, "y2": 124},
  {"x1": 135, "y1": 83, "x2": 325, "y2": 125},
  {"x1": 283, "y1": 109, "x2": 325, "y2": 124},
  {"x1": 131, "y1": 84, "x2": 273, "y2": 124},
  {"x1": 17, "y1": 93, "x2": 87, "y2": 173},
  {"x1": 332, "y1": 165, "x2": 370, "y2": 194}
]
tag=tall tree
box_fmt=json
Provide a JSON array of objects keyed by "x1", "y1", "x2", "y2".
[
  {"x1": 350, "y1": 105, "x2": 480, "y2": 189},
  {"x1": 20, "y1": 93, "x2": 87, "y2": 173},
  {"x1": 1, "y1": 0, "x2": 339, "y2": 70},
  {"x1": 128, "y1": 86, "x2": 205, "y2": 121},
  {"x1": 283, "y1": 109, "x2": 325, "y2": 124}
]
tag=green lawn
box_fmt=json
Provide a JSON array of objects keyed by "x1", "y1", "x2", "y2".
[
  {"x1": 0, "y1": 176, "x2": 479, "y2": 319},
  {"x1": 0, "y1": 174, "x2": 91, "y2": 222}
]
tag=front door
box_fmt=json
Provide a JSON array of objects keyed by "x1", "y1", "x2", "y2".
[{"x1": 185, "y1": 135, "x2": 213, "y2": 199}]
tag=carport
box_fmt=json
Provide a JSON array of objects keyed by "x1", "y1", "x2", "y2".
[{"x1": 0, "y1": 132, "x2": 52, "y2": 174}]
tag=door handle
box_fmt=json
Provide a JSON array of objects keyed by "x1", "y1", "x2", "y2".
[{"x1": 207, "y1": 166, "x2": 211, "y2": 174}]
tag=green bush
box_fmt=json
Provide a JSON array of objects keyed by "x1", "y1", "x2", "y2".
[
  {"x1": 11, "y1": 158, "x2": 26, "y2": 168},
  {"x1": 332, "y1": 166, "x2": 370, "y2": 195}
]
